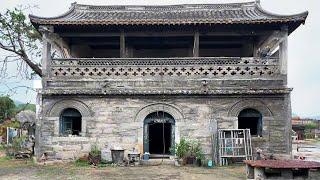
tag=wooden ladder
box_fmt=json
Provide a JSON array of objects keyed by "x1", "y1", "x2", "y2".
[{"x1": 217, "y1": 129, "x2": 253, "y2": 166}]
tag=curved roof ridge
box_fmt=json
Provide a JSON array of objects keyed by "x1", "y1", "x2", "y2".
[
  {"x1": 29, "y1": 1, "x2": 258, "y2": 20},
  {"x1": 29, "y1": 2, "x2": 77, "y2": 20},
  {"x1": 72, "y1": 1, "x2": 257, "y2": 10},
  {"x1": 256, "y1": 3, "x2": 308, "y2": 20},
  {"x1": 29, "y1": 1, "x2": 308, "y2": 33}
]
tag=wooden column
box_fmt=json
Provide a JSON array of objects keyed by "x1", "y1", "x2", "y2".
[
  {"x1": 120, "y1": 31, "x2": 126, "y2": 58},
  {"x1": 279, "y1": 27, "x2": 288, "y2": 75},
  {"x1": 193, "y1": 31, "x2": 199, "y2": 57},
  {"x1": 39, "y1": 26, "x2": 53, "y2": 78}
]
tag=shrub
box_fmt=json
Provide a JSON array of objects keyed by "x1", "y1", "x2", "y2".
[
  {"x1": 170, "y1": 138, "x2": 204, "y2": 162},
  {"x1": 88, "y1": 144, "x2": 101, "y2": 166},
  {"x1": 170, "y1": 138, "x2": 190, "y2": 159},
  {"x1": 90, "y1": 144, "x2": 101, "y2": 157}
]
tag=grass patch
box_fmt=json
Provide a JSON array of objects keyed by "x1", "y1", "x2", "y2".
[
  {"x1": 74, "y1": 159, "x2": 90, "y2": 167},
  {"x1": 0, "y1": 156, "x2": 12, "y2": 162}
]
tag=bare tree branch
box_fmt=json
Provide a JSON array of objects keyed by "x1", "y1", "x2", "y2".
[{"x1": 0, "y1": 6, "x2": 42, "y2": 78}]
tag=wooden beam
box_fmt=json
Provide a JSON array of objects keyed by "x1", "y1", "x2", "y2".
[
  {"x1": 120, "y1": 31, "x2": 126, "y2": 58},
  {"x1": 279, "y1": 27, "x2": 288, "y2": 75},
  {"x1": 39, "y1": 25, "x2": 54, "y2": 77},
  {"x1": 60, "y1": 30, "x2": 270, "y2": 38},
  {"x1": 193, "y1": 31, "x2": 199, "y2": 57},
  {"x1": 257, "y1": 30, "x2": 286, "y2": 57}
]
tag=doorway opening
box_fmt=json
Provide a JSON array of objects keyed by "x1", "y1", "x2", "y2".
[
  {"x1": 143, "y1": 111, "x2": 175, "y2": 156},
  {"x1": 238, "y1": 108, "x2": 262, "y2": 136},
  {"x1": 149, "y1": 122, "x2": 172, "y2": 154}
]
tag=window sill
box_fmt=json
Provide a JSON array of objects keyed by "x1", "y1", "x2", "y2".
[{"x1": 251, "y1": 136, "x2": 267, "y2": 142}]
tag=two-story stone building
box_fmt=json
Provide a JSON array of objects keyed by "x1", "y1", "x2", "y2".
[{"x1": 30, "y1": 1, "x2": 308, "y2": 160}]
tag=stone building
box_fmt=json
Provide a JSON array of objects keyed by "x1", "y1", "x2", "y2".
[{"x1": 30, "y1": 1, "x2": 308, "y2": 160}]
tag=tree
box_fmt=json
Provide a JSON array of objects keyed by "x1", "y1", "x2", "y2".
[
  {"x1": 305, "y1": 122, "x2": 317, "y2": 130},
  {"x1": 0, "y1": 7, "x2": 42, "y2": 78},
  {"x1": 0, "y1": 96, "x2": 16, "y2": 121}
]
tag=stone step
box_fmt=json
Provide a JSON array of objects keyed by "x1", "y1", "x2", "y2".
[{"x1": 140, "y1": 159, "x2": 175, "y2": 166}]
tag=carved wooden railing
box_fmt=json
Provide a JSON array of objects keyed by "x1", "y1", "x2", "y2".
[{"x1": 50, "y1": 57, "x2": 279, "y2": 79}]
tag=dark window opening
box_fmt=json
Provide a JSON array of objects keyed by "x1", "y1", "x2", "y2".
[
  {"x1": 238, "y1": 108, "x2": 262, "y2": 136},
  {"x1": 199, "y1": 36, "x2": 254, "y2": 57},
  {"x1": 149, "y1": 123, "x2": 172, "y2": 154},
  {"x1": 127, "y1": 36, "x2": 193, "y2": 58},
  {"x1": 60, "y1": 108, "x2": 82, "y2": 136}
]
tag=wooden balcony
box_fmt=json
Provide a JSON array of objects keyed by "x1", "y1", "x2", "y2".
[{"x1": 50, "y1": 57, "x2": 280, "y2": 80}]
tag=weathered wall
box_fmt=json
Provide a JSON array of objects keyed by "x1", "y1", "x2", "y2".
[{"x1": 36, "y1": 95, "x2": 291, "y2": 160}]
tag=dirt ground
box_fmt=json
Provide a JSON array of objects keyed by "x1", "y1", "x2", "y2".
[
  {"x1": 0, "y1": 158, "x2": 246, "y2": 180},
  {"x1": 293, "y1": 139, "x2": 320, "y2": 162}
]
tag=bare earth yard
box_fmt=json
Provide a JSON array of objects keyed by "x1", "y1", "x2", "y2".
[{"x1": 0, "y1": 158, "x2": 246, "y2": 180}]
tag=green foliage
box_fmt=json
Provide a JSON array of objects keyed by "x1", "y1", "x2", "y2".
[
  {"x1": 89, "y1": 144, "x2": 101, "y2": 157},
  {"x1": 74, "y1": 159, "x2": 90, "y2": 167},
  {"x1": 0, "y1": 96, "x2": 16, "y2": 121},
  {"x1": 15, "y1": 104, "x2": 36, "y2": 113},
  {"x1": 189, "y1": 140, "x2": 205, "y2": 161},
  {"x1": 170, "y1": 138, "x2": 190, "y2": 159},
  {"x1": 12, "y1": 135, "x2": 27, "y2": 152},
  {"x1": 4, "y1": 135, "x2": 27, "y2": 156},
  {"x1": 0, "y1": 6, "x2": 42, "y2": 77},
  {"x1": 0, "y1": 7, "x2": 41, "y2": 51},
  {"x1": 0, "y1": 120, "x2": 20, "y2": 137},
  {"x1": 305, "y1": 122, "x2": 317, "y2": 129},
  {"x1": 0, "y1": 156, "x2": 12, "y2": 162},
  {"x1": 170, "y1": 138, "x2": 204, "y2": 160}
]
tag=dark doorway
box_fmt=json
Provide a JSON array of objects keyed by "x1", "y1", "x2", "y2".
[
  {"x1": 238, "y1": 108, "x2": 262, "y2": 136},
  {"x1": 149, "y1": 123, "x2": 172, "y2": 154},
  {"x1": 60, "y1": 108, "x2": 82, "y2": 136},
  {"x1": 143, "y1": 111, "x2": 175, "y2": 156}
]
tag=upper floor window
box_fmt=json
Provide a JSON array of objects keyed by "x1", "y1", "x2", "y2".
[{"x1": 60, "y1": 108, "x2": 82, "y2": 136}]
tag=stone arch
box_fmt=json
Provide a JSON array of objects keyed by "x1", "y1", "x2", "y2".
[
  {"x1": 135, "y1": 103, "x2": 184, "y2": 122},
  {"x1": 136, "y1": 103, "x2": 184, "y2": 153},
  {"x1": 46, "y1": 99, "x2": 93, "y2": 136},
  {"x1": 228, "y1": 99, "x2": 273, "y2": 118},
  {"x1": 47, "y1": 99, "x2": 93, "y2": 117}
]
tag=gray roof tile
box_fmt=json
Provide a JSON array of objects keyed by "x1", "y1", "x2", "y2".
[{"x1": 29, "y1": 1, "x2": 308, "y2": 26}]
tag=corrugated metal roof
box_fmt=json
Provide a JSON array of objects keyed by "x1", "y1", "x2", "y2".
[{"x1": 244, "y1": 160, "x2": 320, "y2": 169}]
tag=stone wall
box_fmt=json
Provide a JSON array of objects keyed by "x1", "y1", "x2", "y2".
[{"x1": 36, "y1": 94, "x2": 291, "y2": 160}]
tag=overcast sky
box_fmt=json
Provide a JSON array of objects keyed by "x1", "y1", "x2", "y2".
[{"x1": 0, "y1": 0, "x2": 319, "y2": 117}]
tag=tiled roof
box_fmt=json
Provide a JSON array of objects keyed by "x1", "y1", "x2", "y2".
[{"x1": 29, "y1": 1, "x2": 308, "y2": 27}]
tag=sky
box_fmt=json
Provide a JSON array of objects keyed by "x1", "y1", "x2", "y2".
[{"x1": 0, "y1": 0, "x2": 319, "y2": 117}]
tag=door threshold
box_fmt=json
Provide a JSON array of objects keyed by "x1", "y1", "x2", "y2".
[{"x1": 149, "y1": 154, "x2": 171, "y2": 159}]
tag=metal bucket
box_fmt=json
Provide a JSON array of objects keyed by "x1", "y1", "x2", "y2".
[{"x1": 111, "y1": 149, "x2": 124, "y2": 164}]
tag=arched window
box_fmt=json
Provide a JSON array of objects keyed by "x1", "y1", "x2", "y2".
[
  {"x1": 60, "y1": 108, "x2": 82, "y2": 136},
  {"x1": 238, "y1": 108, "x2": 262, "y2": 136}
]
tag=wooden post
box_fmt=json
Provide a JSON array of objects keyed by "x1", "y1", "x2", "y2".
[
  {"x1": 279, "y1": 27, "x2": 288, "y2": 75},
  {"x1": 193, "y1": 31, "x2": 199, "y2": 57},
  {"x1": 39, "y1": 26, "x2": 53, "y2": 78},
  {"x1": 120, "y1": 31, "x2": 126, "y2": 58}
]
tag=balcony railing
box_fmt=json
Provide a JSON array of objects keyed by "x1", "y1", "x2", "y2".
[{"x1": 50, "y1": 57, "x2": 279, "y2": 79}]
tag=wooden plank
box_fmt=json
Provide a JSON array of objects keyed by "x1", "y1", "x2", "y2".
[
  {"x1": 279, "y1": 27, "x2": 288, "y2": 75},
  {"x1": 60, "y1": 31, "x2": 269, "y2": 38}
]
